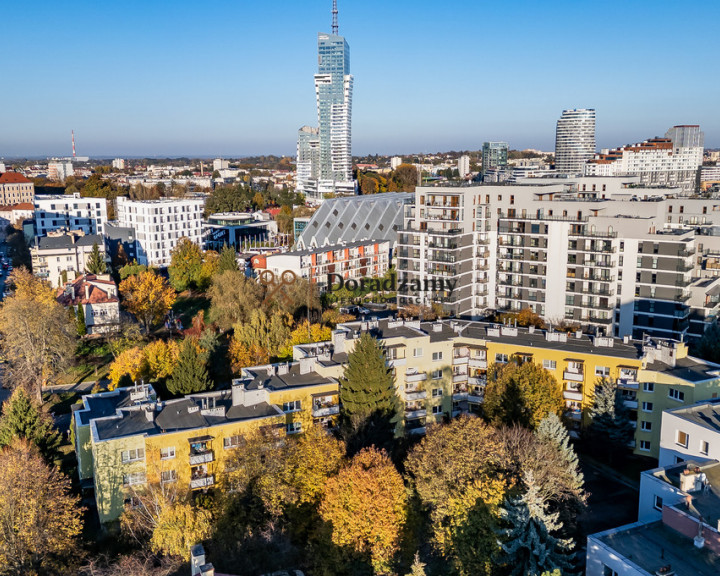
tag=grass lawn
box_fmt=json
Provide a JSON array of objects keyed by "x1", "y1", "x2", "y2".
[
  {"x1": 57, "y1": 338, "x2": 114, "y2": 386},
  {"x1": 44, "y1": 390, "x2": 83, "y2": 415}
]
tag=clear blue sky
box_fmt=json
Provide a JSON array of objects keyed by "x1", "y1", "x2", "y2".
[{"x1": 1, "y1": 0, "x2": 718, "y2": 158}]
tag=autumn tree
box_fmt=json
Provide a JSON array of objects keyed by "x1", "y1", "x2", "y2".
[
  {"x1": 119, "y1": 260, "x2": 149, "y2": 280},
  {"x1": 496, "y1": 472, "x2": 575, "y2": 576},
  {"x1": 339, "y1": 332, "x2": 400, "y2": 453},
  {"x1": 0, "y1": 388, "x2": 61, "y2": 461},
  {"x1": 232, "y1": 309, "x2": 291, "y2": 361},
  {"x1": 144, "y1": 339, "x2": 180, "y2": 381},
  {"x1": 388, "y1": 163, "x2": 418, "y2": 192},
  {"x1": 483, "y1": 361, "x2": 564, "y2": 430},
  {"x1": 119, "y1": 270, "x2": 176, "y2": 333},
  {"x1": 168, "y1": 237, "x2": 203, "y2": 292},
  {"x1": 217, "y1": 244, "x2": 239, "y2": 273},
  {"x1": 86, "y1": 242, "x2": 107, "y2": 274},
  {"x1": 207, "y1": 269, "x2": 263, "y2": 331},
  {"x1": 276, "y1": 204, "x2": 293, "y2": 236},
  {"x1": 320, "y1": 448, "x2": 407, "y2": 574},
  {"x1": 228, "y1": 340, "x2": 269, "y2": 373},
  {"x1": 80, "y1": 552, "x2": 181, "y2": 576},
  {"x1": 0, "y1": 439, "x2": 83, "y2": 574},
  {"x1": 108, "y1": 346, "x2": 149, "y2": 389},
  {"x1": 405, "y1": 417, "x2": 510, "y2": 575},
  {"x1": 281, "y1": 320, "x2": 332, "y2": 356},
  {"x1": 0, "y1": 268, "x2": 75, "y2": 400},
  {"x1": 120, "y1": 482, "x2": 212, "y2": 561},
  {"x1": 166, "y1": 338, "x2": 211, "y2": 395}
]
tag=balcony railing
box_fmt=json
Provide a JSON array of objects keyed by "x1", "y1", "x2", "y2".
[
  {"x1": 469, "y1": 358, "x2": 487, "y2": 369},
  {"x1": 405, "y1": 408, "x2": 427, "y2": 419},
  {"x1": 190, "y1": 474, "x2": 214, "y2": 489},
  {"x1": 452, "y1": 374, "x2": 468, "y2": 383},
  {"x1": 468, "y1": 392, "x2": 483, "y2": 404},
  {"x1": 405, "y1": 372, "x2": 427, "y2": 383},
  {"x1": 563, "y1": 390, "x2": 583, "y2": 402},
  {"x1": 623, "y1": 399, "x2": 639, "y2": 409},
  {"x1": 312, "y1": 404, "x2": 340, "y2": 418},
  {"x1": 617, "y1": 378, "x2": 639, "y2": 390},
  {"x1": 468, "y1": 376, "x2": 486, "y2": 387},
  {"x1": 563, "y1": 370, "x2": 584, "y2": 382},
  {"x1": 452, "y1": 356, "x2": 469, "y2": 365},
  {"x1": 189, "y1": 451, "x2": 214, "y2": 466},
  {"x1": 404, "y1": 389, "x2": 427, "y2": 401}
]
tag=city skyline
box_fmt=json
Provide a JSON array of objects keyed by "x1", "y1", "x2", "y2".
[{"x1": 1, "y1": 0, "x2": 718, "y2": 157}]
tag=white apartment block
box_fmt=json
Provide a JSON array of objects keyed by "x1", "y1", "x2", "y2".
[
  {"x1": 47, "y1": 161, "x2": 74, "y2": 182},
  {"x1": 396, "y1": 177, "x2": 720, "y2": 341},
  {"x1": 31, "y1": 232, "x2": 106, "y2": 288},
  {"x1": 457, "y1": 155, "x2": 470, "y2": 177},
  {"x1": 390, "y1": 156, "x2": 403, "y2": 170},
  {"x1": 115, "y1": 196, "x2": 205, "y2": 267},
  {"x1": 658, "y1": 400, "x2": 720, "y2": 468},
  {"x1": 212, "y1": 158, "x2": 229, "y2": 171},
  {"x1": 34, "y1": 193, "x2": 107, "y2": 236},
  {"x1": 112, "y1": 158, "x2": 126, "y2": 170},
  {"x1": 555, "y1": 108, "x2": 596, "y2": 174}
]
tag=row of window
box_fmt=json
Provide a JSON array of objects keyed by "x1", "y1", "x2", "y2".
[{"x1": 676, "y1": 430, "x2": 710, "y2": 455}]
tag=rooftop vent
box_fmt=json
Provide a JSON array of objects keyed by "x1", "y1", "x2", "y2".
[{"x1": 432, "y1": 323, "x2": 443, "y2": 332}]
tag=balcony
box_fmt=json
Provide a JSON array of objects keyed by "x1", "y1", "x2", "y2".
[
  {"x1": 452, "y1": 355, "x2": 469, "y2": 365},
  {"x1": 563, "y1": 370, "x2": 584, "y2": 382},
  {"x1": 468, "y1": 376, "x2": 486, "y2": 387},
  {"x1": 617, "y1": 379, "x2": 639, "y2": 390},
  {"x1": 387, "y1": 357, "x2": 407, "y2": 368},
  {"x1": 407, "y1": 426, "x2": 426, "y2": 436},
  {"x1": 453, "y1": 373, "x2": 468, "y2": 383},
  {"x1": 452, "y1": 392, "x2": 468, "y2": 401},
  {"x1": 563, "y1": 390, "x2": 583, "y2": 402},
  {"x1": 405, "y1": 372, "x2": 427, "y2": 383},
  {"x1": 189, "y1": 451, "x2": 214, "y2": 466},
  {"x1": 404, "y1": 389, "x2": 427, "y2": 401},
  {"x1": 405, "y1": 408, "x2": 427, "y2": 419},
  {"x1": 468, "y1": 392, "x2": 483, "y2": 404},
  {"x1": 623, "y1": 399, "x2": 639, "y2": 409},
  {"x1": 567, "y1": 410, "x2": 582, "y2": 421},
  {"x1": 190, "y1": 474, "x2": 214, "y2": 490},
  {"x1": 312, "y1": 404, "x2": 340, "y2": 418},
  {"x1": 469, "y1": 357, "x2": 487, "y2": 369}
]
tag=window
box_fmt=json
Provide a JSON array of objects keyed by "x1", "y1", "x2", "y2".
[
  {"x1": 283, "y1": 400, "x2": 301, "y2": 413},
  {"x1": 413, "y1": 348, "x2": 423, "y2": 358},
  {"x1": 123, "y1": 472, "x2": 146, "y2": 486},
  {"x1": 286, "y1": 422, "x2": 302, "y2": 434},
  {"x1": 224, "y1": 435, "x2": 243, "y2": 449},
  {"x1": 431, "y1": 369, "x2": 442, "y2": 379},
  {"x1": 160, "y1": 447, "x2": 175, "y2": 460},
  {"x1": 161, "y1": 470, "x2": 177, "y2": 484},
  {"x1": 701, "y1": 441, "x2": 710, "y2": 455},
  {"x1": 639, "y1": 440, "x2": 651, "y2": 451},
  {"x1": 432, "y1": 388, "x2": 443, "y2": 397},
  {"x1": 432, "y1": 405, "x2": 442, "y2": 415},
  {"x1": 668, "y1": 388, "x2": 685, "y2": 402},
  {"x1": 603, "y1": 566, "x2": 619, "y2": 576},
  {"x1": 432, "y1": 351, "x2": 443, "y2": 362},
  {"x1": 643, "y1": 382, "x2": 654, "y2": 393},
  {"x1": 676, "y1": 430, "x2": 689, "y2": 448},
  {"x1": 121, "y1": 448, "x2": 145, "y2": 463},
  {"x1": 495, "y1": 353, "x2": 508, "y2": 364},
  {"x1": 642, "y1": 402, "x2": 653, "y2": 412},
  {"x1": 641, "y1": 421, "x2": 652, "y2": 431},
  {"x1": 595, "y1": 366, "x2": 610, "y2": 378},
  {"x1": 543, "y1": 359, "x2": 557, "y2": 371},
  {"x1": 653, "y1": 495, "x2": 663, "y2": 511}
]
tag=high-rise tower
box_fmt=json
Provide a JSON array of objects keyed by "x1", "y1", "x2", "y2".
[
  {"x1": 555, "y1": 108, "x2": 596, "y2": 174},
  {"x1": 296, "y1": 1, "x2": 355, "y2": 202}
]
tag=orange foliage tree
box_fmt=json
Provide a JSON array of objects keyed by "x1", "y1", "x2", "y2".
[{"x1": 119, "y1": 270, "x2": 176, "y2": 333}]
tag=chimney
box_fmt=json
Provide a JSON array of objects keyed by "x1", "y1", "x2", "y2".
[
  {"x1": 84, "y1": 283, "x2": 90, "y2": 301},
  {"x1": 231, "y1": 380, "x2": 245, "y2": 407},
  {"x1": 528, "y1": 325, "x2": 535, "y2": 334},
  {"x1": 299, "y1": 356, "x2": 314, "y2": 375},
  {"x1": 623, "y1": 335, "x2": 631, "y2": 344},
  {"x1": 575, "y1": 330, "x2": 582, "y2": 339},
  {"x1": 144, "y1": 405, "x2": 154, "y2": 422},
  {"x1": 190, "y1": 545, "x2": 205, "y2": 575}
]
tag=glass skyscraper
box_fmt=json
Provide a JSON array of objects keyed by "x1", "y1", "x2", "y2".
[
  {"x1": 296, "y1": 3, "x2": 355, "y2": 201},
  {"x1": 555, "y1": 108, "x2": 596, "y2": 175}
]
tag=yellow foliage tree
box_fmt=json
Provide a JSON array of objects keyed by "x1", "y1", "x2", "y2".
[
  {"x1": 108, "y1": 346, "x2": 148, "y2": 390},
  {"x1": 0, "y1": 439, "x2": 83, "y2": 573},
  {"x1": 280, "y1": 320, "x2": 332, "y2": 356},
  {"x1": 144, "y1": 339, "x2": 180, "y2": 380},
  {"x1": 119, "y1": 270, "x2": 176, "y2": 333},
  {"x1": 320, "y1": 448, "x2": 407, "y2": 574},
  {"x1": 151, "y1": 502, "x2": 213, "y2": 560},
  {"x1": 228, "y1": 340, "x2": 269, "y2": 373}
]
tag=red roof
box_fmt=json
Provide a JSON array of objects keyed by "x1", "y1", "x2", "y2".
[
  {"x1": 265, "y1": 207, "x2": 281, "y2": 217},
  {"x1": 56, "y1": 275, "x2": 119, "y2": 306},
  {"x1": 0, "y1": 172, "x2": 32, "y2": 184},
  {"x1": 0, "y1": 203, "x2": 34, "y2": 211}
]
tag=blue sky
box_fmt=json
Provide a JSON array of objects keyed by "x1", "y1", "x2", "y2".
[{"x1": 1, "y1": 0, "x2": 718, "y2": 157}]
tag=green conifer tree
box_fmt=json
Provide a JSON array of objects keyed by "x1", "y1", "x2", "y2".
[
  {"x1": 497, "y1": 472, "x2": 575, "y2": 576},
  {"x1": 167, "y1": 338, "x2": 211, "y2": 395},
  {"x1": 536, "y1": 413, "x2": 584, "y2": 493},
  {"x1": 0, "y1": 388, "x2": 61, "y2": 461},
  {"x1": 217, "y1": 244, "x2": 239, "y2": 274},
  {"x1": 75, "y1": 304, "x2": 87, "y2": 337},
  {"x1": 589, "y1": 378, "x2": 635, "y2": 463},
  {"x1": 339, "y1": 332, "x2": 400, "y2": 453},
  {"x1": 85, "y1": 242, "x2": 107, "y2": 275}
]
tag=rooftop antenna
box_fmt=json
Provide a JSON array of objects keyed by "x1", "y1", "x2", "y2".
[
  {"x1": 71, "y1": 130, "x2": 76, "y2": 158},
  {"x1": 332, "y1": 0, "x2": 339, "y2": 34}
]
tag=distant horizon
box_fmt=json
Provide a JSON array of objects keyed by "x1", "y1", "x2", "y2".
[{"x1": 2, "y1": 0, "x2": 718, "y2": 157}]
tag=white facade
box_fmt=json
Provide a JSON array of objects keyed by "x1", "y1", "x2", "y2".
[
  {"x1": 457, "y1": 155, "x2": 470, "y2": 177},
  {"x1": 115, "y1": 196, "x2": 205, "y2": 267},
  {"x1": 212, "y1": 159, "x2": 229, "y2": 171},
  {"x1": 659, "y1": 400, "x2": 720, "y2": 467},
  {"x1": 390, "y1": 156, "x2": 403, "y2": 170},
  {"x1": 34, "y1": 193, "x2": 107, "y2": 236},
  {"x1": 47, "y1": 161, "x2": 74, "y2": 182},
  {"x1": 31, "y1": 233, "x2": 106, "y2": 288},
  {"x1": 555, "y1": 108, "x2": 596, "y2": 174},
  {"x1": 112, "y1": 158, "x2": 126, "y2": 170}
]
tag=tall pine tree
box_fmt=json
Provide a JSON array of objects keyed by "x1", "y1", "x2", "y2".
[
  {"x1": 589, "y1": 378, "x2": 634, "y2": 463},
  {"x1": 167, "y1": 338, "x2": 211, "y2": 395},
  {"x1": 76, "y1": 304, "x2": 87, "y2": 337},
  {"x1": 497, "y1": 472, "x2": 575, "y2": 576},
  {"x1": 85, "y1": 242, "x2": 107, "y2": 275},
  {"x1": 217, "y1": 244, "x2": 240, "y2": 274},
  {"x1": 339, "y1": 332, "x2": 400, "y2": 454},
  {"x1": 0, "y1": 388, "x2": 61, "y2": 462},
  {"x1": 536, "y1": 413, "x2": 584, "y2": 494}
]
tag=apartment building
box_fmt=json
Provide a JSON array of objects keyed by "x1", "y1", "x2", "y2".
[
  {"x1": 115, "y1": 196, "x2": 205, "y2": 267},
  {"x1": 657, "y1": 399, "x2": 720, "y2": 467},
  {"x1": 31, "y1": 232, "x2": 106, "y2": 287},
  {"x1": 75, "y1": 364, "x2": 339, "y2": 523},
  {"x1": 47, "y1": 161, "x2": 74, "y2": 182},
  {"x1": 585, "y1": 125, "x2": 704, "y2": 192},
  {"x1": 397, "y1": 179, "x2": 720, "y2": 341},
  {"x1": 587, "y1": 463, "x2": 720, "y2": 575},
  {"x1": 34, "y1": 193, "x2": 107, "y2": 236},
  {"x1": 0, "y1": 172, "x2": 34, "y2": 204},
  {"x1": 555, "y1": 108, "x2": 596, "y2": 174},
  {"x1": 253, "y1": 239, "x2": 391, "y2": 289}
]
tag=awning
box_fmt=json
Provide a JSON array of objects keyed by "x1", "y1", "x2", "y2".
[
  {"x1": 188, "y1": 435, "x2": 214, "y2": 443},
  {"x1": 312, "y1": 390, "x2": 339, "y2": 398},
  {"x1": 564, "y1": 358, "x2": 585, "y2": 363}
]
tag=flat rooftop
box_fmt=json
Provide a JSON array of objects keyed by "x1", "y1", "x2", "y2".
[
  {"x1": 645, "y1": 355, "x2": 720, "y2": 382},
  {"x1": 74, "y1": 385, "x2": 155, "y2": 427},
  {"x1": 666, "y1": 400, "x2": 720, "y2": 433},
  {"x1": 594, "y1": 520, "x2": 720, "y2": 576},
  {"x1": 242, "y1": 364, "x2": 336, "y2": 391}
]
